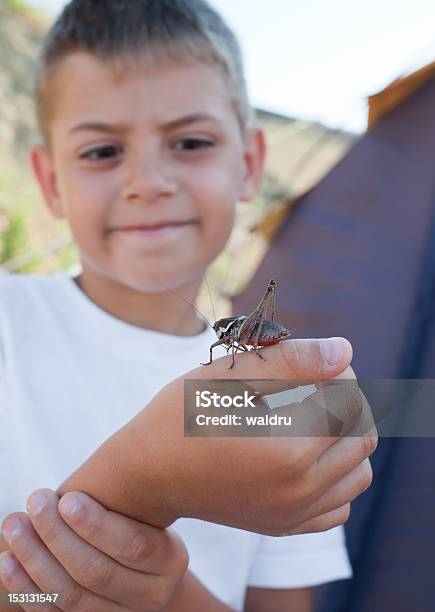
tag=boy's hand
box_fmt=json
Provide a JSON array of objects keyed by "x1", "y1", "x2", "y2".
[
  {"x1": 0, "y1": 489, "x2": 188, "y2": 611},
  {"x1": 58, "y1": 337, "x2": 377, "y2": 536}
]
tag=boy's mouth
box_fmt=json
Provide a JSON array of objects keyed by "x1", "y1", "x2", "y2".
[
  {"x1": 116, "y1": 220, "x2": 195, "y2": 231},
  {"x1": 111, "y1": 220, "x2": 198, "y2": 240}
]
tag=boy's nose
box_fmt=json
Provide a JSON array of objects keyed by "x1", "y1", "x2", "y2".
[{"x1": 122, "y1": 158, "x2": 177, "y2": 203}]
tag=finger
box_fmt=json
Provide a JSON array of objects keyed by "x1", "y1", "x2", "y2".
[
  {"x1": 344, "y1": 385, "x2": 377, "y2": 438},
  {"x1": 302, "y1": 458, "x2": 373, "y2": 522},
  {"x1": 58, "y1": 491, "x2": 187, "y2": 575},
  {"x1": 27, "y1": 489, "x2": 176, "y2": 609},
  {"x1": 308, "y1": 431, "x2": 378, "y2": 499},
  {"x1": 187, "y1": 337, "x2": 353, "y2": 386},
  {"x1": 261, "y1": 436, "x2": 375, "y2": 534},
  {"x1": 2, "y1": 509, "x2": 125, "y2": 612},
  {"x1": 0, "y1": 550, "x2": 61, "y2": 612},
  {"x1": 311, "y1": 380, "x2": 377, "y2": 443},
  {"x1": 266, "y1": 378, "x2": 366, "y2": 461},
  {"x1": 290, "y1": 504, "x2": 352, "y2": 535}
]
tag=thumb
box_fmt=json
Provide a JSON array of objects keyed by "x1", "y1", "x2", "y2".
[
  {"x1": 186, "y1": 337, "x2": 353, "y2": 386},
  {"x1": 278, "y1": 337, "x2": 353, "y2": 380}
]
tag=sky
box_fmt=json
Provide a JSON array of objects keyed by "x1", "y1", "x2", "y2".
[{"x1": 25, "y1": 0, "x2": 435, "y2": 133}]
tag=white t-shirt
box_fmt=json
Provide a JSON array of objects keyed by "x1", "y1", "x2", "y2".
[{"x1": 0, "y1": 271, "x2": 352, "y2": 610}]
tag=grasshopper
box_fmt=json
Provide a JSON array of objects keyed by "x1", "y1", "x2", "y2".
[{"x1": 202, "y1": 279, "x2": 293, "y2": 369}]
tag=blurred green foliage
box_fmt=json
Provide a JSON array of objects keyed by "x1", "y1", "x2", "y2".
[{"x1": 0, "y1": 209, "x2": 28, "y2": 265}]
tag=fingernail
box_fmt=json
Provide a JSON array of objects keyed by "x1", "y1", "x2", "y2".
[
  {"x1": 2, "y1": 517, "x2": 22, "y2": 541},
  {"x1": 59, "y1": 495, "x2": 82, "y2": 519},
  {"x1": 27, "y1": 492, "x2": 47, "y2": 516},
  {"x1": 0, "y1": 551, "x2": 17, "y2": 576},
  {"x1": 320, "y1": 337, "x2": 346, "y2": 367}
]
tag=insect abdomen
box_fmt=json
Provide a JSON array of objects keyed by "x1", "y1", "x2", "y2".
[{"x1": 246, "y1": 321, "x2": 292, "y2": 346}]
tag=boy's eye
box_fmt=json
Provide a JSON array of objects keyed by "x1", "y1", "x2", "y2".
[
  {"x1": 78, "y1": 139, "x2": 213, "y2": 162},
  {"x1": 174, "y1": 138, "x2": 214, "y2": 151},
  {"x1": 79, "y1": 145, "x2": 122, "y2": 161}
]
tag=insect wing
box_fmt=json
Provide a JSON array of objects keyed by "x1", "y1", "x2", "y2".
[{"x1": 238, "y1": 279, "x2": 276, "y2": 341}]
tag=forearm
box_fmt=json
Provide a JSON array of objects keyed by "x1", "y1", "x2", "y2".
[
  {"x1": 57, "y1": 384, "x2": 183, "y2": 528},
  {"x1": 164, "y1": 571, "x2": 234, "y2": 612},
  {"x1": 56, "y1": 380, "x2": 246, "y2": 530}
]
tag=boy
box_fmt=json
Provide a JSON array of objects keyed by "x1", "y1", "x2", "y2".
[{"x1": 0, "y1": 0, "x2": 374, "y2": 609}]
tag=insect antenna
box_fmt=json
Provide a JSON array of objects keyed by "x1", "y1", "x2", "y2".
[
  {"x1": 204, "y1": 275, "x2": 217, "y2": 325},
  {"x1": 157, "y1": 279, "x2": 214, "y2": 330}
]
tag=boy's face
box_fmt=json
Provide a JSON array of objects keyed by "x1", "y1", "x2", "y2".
[{"x1": 32, "y1": 53, "x2": 265, "y2": 293}]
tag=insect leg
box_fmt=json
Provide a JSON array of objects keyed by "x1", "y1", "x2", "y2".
[
  {"x1": 227, "y1": 343, "x2": 250, "y2": 370},
  {"x1": 255, "y1": 349, "x2": 266, "y2": 361},
  {"x1": 201, "y1": 339, "x2": 226, "y2": 366},
  {"x1": 229, "y1": 342, "x2": 236, "y2": 369},
  {"x1": 233, "y1": 342, "x2": 248, "y2": 352},
  {"x1": 252, "y1": 314, "x2": 266, "y2": 361},
  {"x1": 228, "y1": 340, "x2": 246, "y2": 368},
  {"x1": 270, "y1": 283, "x2": 276, "y2": 322}
]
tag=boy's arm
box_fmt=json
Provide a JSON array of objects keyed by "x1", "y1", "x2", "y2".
[
  {"x1": 244, "y1": 586, "x2": 311, "y2": 612},
  {"x1": 165, "y1": 578, "x2": 311, "y2": 611},
  {"x1": 1, "y1": 535, "x2": 310, "y2": 612},
  {"x1": 0, "y1": 541, "x2": 232, "y2": 612},
  {"x1": 0, "y1": 508, "x2": 235, "y2": 612},
  {"x1": 165, "y1": 572, "x2": 235, "y2": 611},
  {"x1": 0, "y1": 534, "x2": 308, "y2": 612}
]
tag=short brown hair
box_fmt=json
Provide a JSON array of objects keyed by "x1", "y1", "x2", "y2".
[{"x1": 34, "y1": 0, "x2": 254, "y2": 146}]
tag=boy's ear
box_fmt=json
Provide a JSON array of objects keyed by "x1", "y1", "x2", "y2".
[
  {"x1": 29, "y1": 145, "x2": 66, "y2": 219},
  {"x1": 238, "y1": 126, "x2": 266, "y2": 202}
]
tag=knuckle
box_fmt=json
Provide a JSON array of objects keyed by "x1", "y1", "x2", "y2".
[
  {"x1": 348, "y1": 383, "x2": 364, "y2": 418},
  {"x1": 148, "y1": 578, "x2": 175, "y2": 610},
  {"x1": 367, "y1": 432, "x2": 378, "y2": 454},
  {"x1": 81, "y1": 511, "x2": 102, "y2": 541},
  {"x1": 278, "y1": 340, "x2": 304, "y2": 377},
  {"x1": 37, "y1": 517, "x2": 62, "y2": 547},
  {"x1": 16, "y1": 547, "x2": 33, "y2": 569},
  {"x1": 74, "y1": 554, "x2": 115, "y2": 590},
  {"x1": 286, "y1": 438, "x2": 311, "y2": 474},
  {"x1": 339, "y1": 503, "x2": 351, "y2": 525},
  {"x1": 360, "y1": 434, "x2": 377, "y2": 458},
  {"x1": 360, "y1": 459, "x2": 373, "y2": 492},
  {"x1": 327, "y1": 504, "x2": 351, "y2": 530},
  {"x1": 286, "y1": 476, "x2": 314, "y2": 509},
  {"x1": 176, "y1": 542, "x2": 189, "y2": 576},
  {"x1": 58, "y1": 578, "x2": 84, "y2": 610},
  {"x1": 124, "y1": 527, "x2": 153, "y2": 563},
  {"x1": 16, "y1": 540, "x2": 40, "y2": 569},
  {"x1": 168, "y1": 533, "x2": 189, "y2": 578}
]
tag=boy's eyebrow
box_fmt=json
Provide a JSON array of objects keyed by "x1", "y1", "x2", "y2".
[{"x1": 68, "y1": 113, "x2": 223, "y2": 135}]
